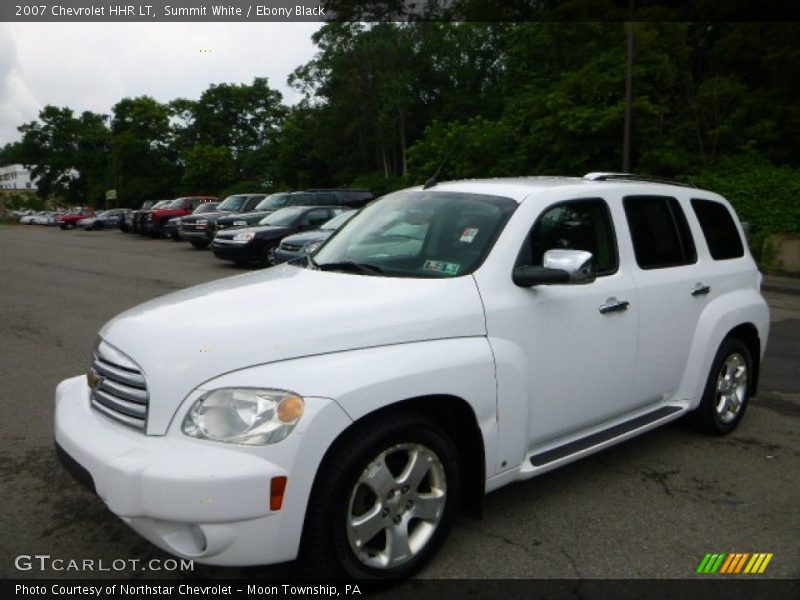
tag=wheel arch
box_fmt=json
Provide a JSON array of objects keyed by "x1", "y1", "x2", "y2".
[
  {"x1": 311, "y1": 395, "x2": 486, "y2": 521},
  {"x1": 680, "y1": 289, "x2": 769, "y2": 406},
  {"x1": 725, "y1": 322, "x2": 761, "y2": 396}
]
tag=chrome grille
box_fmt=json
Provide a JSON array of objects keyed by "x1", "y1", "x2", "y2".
[{"x1": 90, "y1": 340, "x2": 148, "y2": 431}]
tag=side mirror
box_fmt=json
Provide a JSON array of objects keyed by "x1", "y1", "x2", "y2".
[{"x1": 512, "y1": 249, "x2": 596, "y2": 287}]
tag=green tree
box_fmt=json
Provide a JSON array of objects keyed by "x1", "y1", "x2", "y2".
[
  {"x1": 181, "y1": 144, "x2": 237, "y2": 194},
  {"x1": 111, "y1": 96, "x2": 180, "y2": 206}
]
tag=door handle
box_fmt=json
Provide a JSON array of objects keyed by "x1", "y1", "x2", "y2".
[
  {"x1": 599, "y1": 297, "x2": 630, "y2": 314},
  {"x1": 691, "y1": 283, "x2": 711, "y2": 296}
]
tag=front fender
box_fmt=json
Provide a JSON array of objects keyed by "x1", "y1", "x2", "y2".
[
  {"x1": 190, "y1": 336, "x2": 499, "y2": 476},
  {"x1": 678, "y1": 288, "x2": 770, "y2": 407}
]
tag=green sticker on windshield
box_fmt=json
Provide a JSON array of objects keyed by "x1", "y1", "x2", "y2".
[{"x1": 423, "y1": 260, "x2": 460, "y2": 276}]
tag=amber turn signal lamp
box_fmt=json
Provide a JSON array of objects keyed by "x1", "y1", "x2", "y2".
[{"x1": 270, "y1": 476, "x2": 288, "y2": 511}]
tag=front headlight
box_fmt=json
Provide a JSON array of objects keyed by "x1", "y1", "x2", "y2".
[
  {"x1": 302, "y1": 241, "x2": 323, "y2": 255},
  {"x1": 233, "y1": 231, "x2": 255, "y2": 242},
  {"x1": 182, "y1": 388, "x2": 304, "y2": 445}
]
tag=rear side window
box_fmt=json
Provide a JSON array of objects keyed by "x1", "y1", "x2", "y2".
[
  {"x1": 691, "y1": 199, "x2": 745, "y2": 260},
  {"x1": 623, "y1": 196, "x2": 696, "y2": 269},
  {"x1": 292, "y1": 193, "x2": 317, "y2": 206},
  {"x1": 313, "y1": 192, "x2": 342, "y2": 205}
]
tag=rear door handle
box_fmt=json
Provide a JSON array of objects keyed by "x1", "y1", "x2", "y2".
[
  {"x1": 599, "y1": 297, "x2": 630, "y2": 314},
  {"x1": 691, "y1": 283, "x2": 711, "y2": 296}
]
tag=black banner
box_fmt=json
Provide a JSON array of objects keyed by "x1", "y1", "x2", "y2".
[
  {"x1": 4, "y1": 579, "x2": 800, "y2": 600},
  {"x1": 2, "y1": 1, "x2": 800, "y2": 23}
]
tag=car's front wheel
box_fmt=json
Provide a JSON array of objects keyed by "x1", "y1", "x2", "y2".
[
  {"x1": 687, "y1": 337, "x2": 752, "y2": 435},
  {"x1": 262, "y1": 243, "x2": 278, "y2": 267},
  {"x1": 190, "y1": 240, "x2": 210, "y2": 249},
  {"x1": 304, "y1": 412, "x2": 459, "y2": 579}
]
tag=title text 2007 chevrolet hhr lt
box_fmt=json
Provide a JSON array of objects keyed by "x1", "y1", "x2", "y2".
[{"x1": 55, "y1": 174, "x2": 769, "y2": 579}]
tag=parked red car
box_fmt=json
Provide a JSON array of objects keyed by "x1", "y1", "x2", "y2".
[
  {"x1": 140, "y1": 196, "x2": 217, "y2": 238},
  {"x1": 58, "y1": 208, "x2": 95, "y2": 230}
]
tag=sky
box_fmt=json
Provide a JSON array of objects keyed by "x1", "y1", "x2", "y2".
[{"x1": 0, "y1": 22, "x2": 323, "y2": 146}]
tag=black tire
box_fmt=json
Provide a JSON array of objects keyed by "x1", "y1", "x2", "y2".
[
  {"x1": 170, "y1": 231, "x2": 181, "y2": 242},
  {"x1": 261, "y1": 243, "x2": 278, "y2": 267},
  {"x1": 303, "y1": 412, "x2": 460, "y2": 580},
  {"x1": 93, "y1": 223, "x2": 101, "y2": 231},
  {"x1": 190, "y1": 240, "x2": 210, "y2": 249},
  {"x1": 686, "y1": 337, "x2": 753, "y2": 435}
]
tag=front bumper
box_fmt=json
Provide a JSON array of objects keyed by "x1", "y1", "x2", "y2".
[
  {"x1": 54, "y1": 375, "x2": 348, "y2": 566},
  {"x1": 179, "y1": 228, "x2": 214, "y2": 242},
  {"x1": 211, "y1": 239, "x2": 261, "y2": 262}
]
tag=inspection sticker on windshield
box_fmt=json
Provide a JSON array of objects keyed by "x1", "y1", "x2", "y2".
[
  {"x1": 460, "y1": 227, "x2": 479, "y2": 243},
  {"x1": 423, "y1": 260, "x2": 460, "y2": 275}
]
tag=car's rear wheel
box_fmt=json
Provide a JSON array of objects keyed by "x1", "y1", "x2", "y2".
[
  {"x1": 190, "y1": 240, "x2": 210, "y2": 249},
  {"x1": 687, "y1": 337, "x2": 752, "y2": 435},
  {"x1": 304, "y1": 412, "x2": 459, "y2": 579}
]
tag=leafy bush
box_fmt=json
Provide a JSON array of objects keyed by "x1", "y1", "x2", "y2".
[{"x1": 688, "y1": 156, "x2": 800, "y2": 236}]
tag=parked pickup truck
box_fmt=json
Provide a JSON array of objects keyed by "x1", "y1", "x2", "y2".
[
  {"x1": 55, "y1": 174, "x2": 768, "y2": 579},
  {"x1": 140, "y1": 196, "x2": 217, "y2": 238}
]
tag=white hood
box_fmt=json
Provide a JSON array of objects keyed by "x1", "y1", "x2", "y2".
[{"x1": 99, "y1": 264, "x2": 486, "y2": 433}]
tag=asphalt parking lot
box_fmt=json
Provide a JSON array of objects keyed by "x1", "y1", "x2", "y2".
[{"x1": 1, "y1": 225, "x2": 798, "y2": 581}]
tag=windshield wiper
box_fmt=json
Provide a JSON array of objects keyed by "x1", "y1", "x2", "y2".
[{"x1": 315, "y1": 261, "x2": 385, "y2": 276}]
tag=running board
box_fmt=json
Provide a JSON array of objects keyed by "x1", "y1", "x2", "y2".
[{"x1": 530, "y1": 405, "x2": 683, "y2": 467}]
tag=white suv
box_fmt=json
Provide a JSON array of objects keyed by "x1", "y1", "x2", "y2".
[{"x1": 54, "y1": 174, "x2": 769, "y2": 579}]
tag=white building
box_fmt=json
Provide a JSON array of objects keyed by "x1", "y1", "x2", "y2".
[{"x1": 0, "y1": 164, "x2": 38, "y2": 191}]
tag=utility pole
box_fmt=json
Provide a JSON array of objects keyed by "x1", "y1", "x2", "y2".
[{"x1": 623, "y1": 0, "x2": 635, "y2": 172}]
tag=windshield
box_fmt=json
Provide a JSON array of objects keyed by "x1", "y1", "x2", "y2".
[
  {"x1": 151, "y1": 200, "x2": 170, "y2": 209},
  {"x1": 312, "y1": 190, "x2": 517, "y2": 278},
  {"x1": 217, "y1": 195, "x2": 248, "y2": 211},
  {"x1": 259, "y1": 207, "x2": 306, "y2": 226},
  {"x1": 168, "y1": 198, "x2": 185, "y2": 208},
  {"x1": 254, "y1": 193, "x2": 291, "y2": 211},
  {"x1": 322, "y1": 210, "x2": 356, "y2": 230},
  {"x1": 194, "y1": 202, "x2": 219, "y2": 214}
]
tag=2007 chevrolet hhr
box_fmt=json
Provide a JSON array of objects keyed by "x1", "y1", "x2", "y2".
[{"x1": 55, "y1": 174, "x2": 769, "y2": 579}]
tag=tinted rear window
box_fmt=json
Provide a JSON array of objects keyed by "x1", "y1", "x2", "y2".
[
  {"x1": 623, "y1": 196, "x2": 697, "y2": 269},
  {"x1": 691, "y1": 199, "x2": 745, "y2": 260}
]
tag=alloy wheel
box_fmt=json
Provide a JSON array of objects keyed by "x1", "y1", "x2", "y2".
[
  {"x1": 715, "y1": 352, "x2": 748, "y2": 424},
  {"x1": 345, "y1": 443, "x2": 446, "y2": 570}
]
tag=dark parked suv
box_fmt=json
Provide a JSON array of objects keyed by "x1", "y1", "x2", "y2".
[
  {"x1": 212, "y1": 205, "x2": 346, "y2": 266},
  {"x1": 130, "y1": 200, "x2": 171, "y2": 234},
  {"x1": 179, "y1": 194, "x2": 266, "y2": 248},
  {"x1": 216, "y1": 189, "x2": 373, "y2": 231}
]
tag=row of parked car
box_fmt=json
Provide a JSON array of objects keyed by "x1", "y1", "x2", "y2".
[
  {"x1": 24, "y1": 188, "x2": 375, "y2": 268},
  {"x1": 18, "y1": 207, "x2": 132, "y2": 230}
]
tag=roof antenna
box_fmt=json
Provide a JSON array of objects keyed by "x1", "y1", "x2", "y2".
[
  {"x1": 422, "y1": 162, "x2": 445, "y2": 190},
  {"x1": 422, "y1": 130, "x2": 467, "y2": 190}
]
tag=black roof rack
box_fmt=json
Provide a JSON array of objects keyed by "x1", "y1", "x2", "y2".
[{"x1": 583, "y1": 172, "x2": 696, "y2": 188}]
